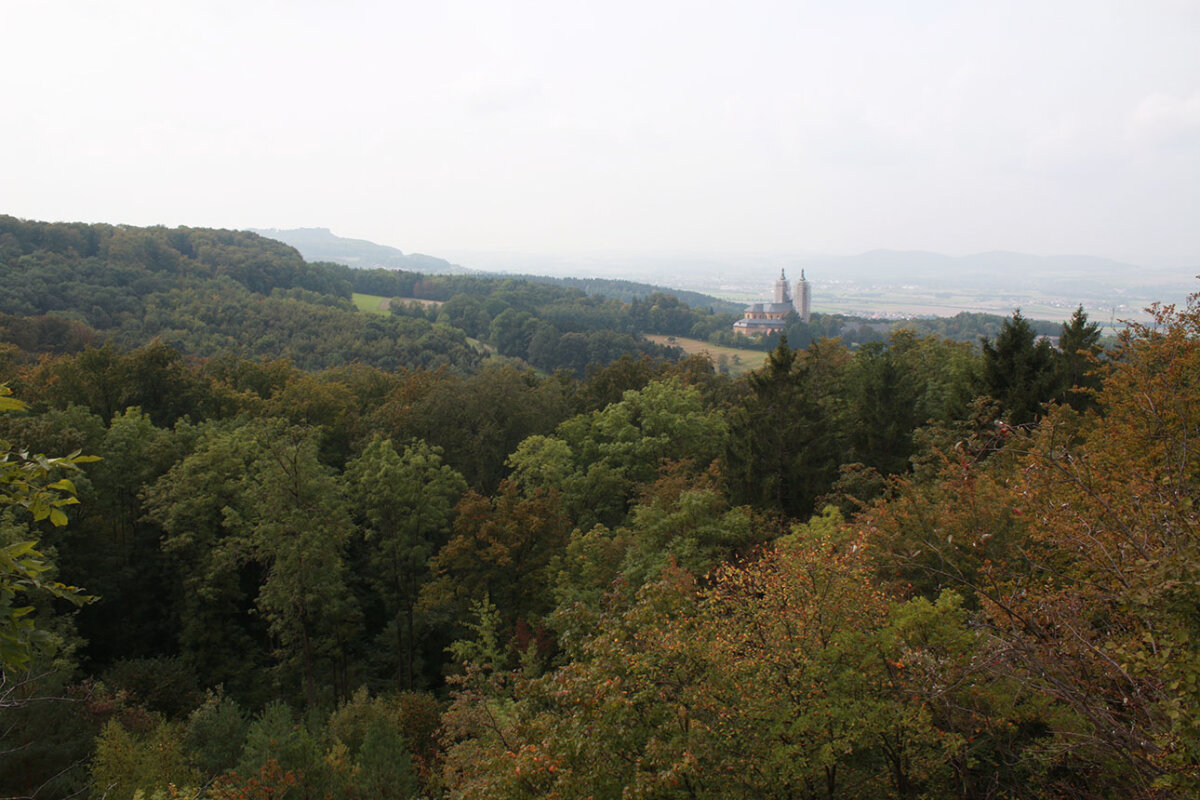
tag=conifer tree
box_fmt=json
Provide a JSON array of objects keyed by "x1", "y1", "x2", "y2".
[
  {"x1": 1057, "y1": 304, "x2": 1103, "y2": 411},
  {"x1": 981, "y1": 310, "x2": 1058, "y2": 424}
]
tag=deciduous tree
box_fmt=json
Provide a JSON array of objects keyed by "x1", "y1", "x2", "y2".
[{"x1": 344, "y1": 436, "x2": 466, "y2": 689}]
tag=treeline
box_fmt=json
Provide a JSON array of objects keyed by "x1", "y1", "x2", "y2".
[
  {"x1": 497, "y1": 273, "x2": 744, "y2": 313},
  {"x1": 896, "y1": 309, "x2": 1061, "y2": 341},
  {"x1": 0, "y1": 217, "x2": 688, "y2": 376},
  {"x1": 388, "y1": 282, "x2": 689, "y2": 375},
  {"x1": 387, "y1": 274, "x2": 735, "y2": 369},
  {"x1": 0, "y1": 217, "x2": 481, "y2": 373},
  {"x1": 2, "y1": 217, "x2": 1076, "y2": 381},
  {"x1": 5, "y1": 270, "x2": 1189, "y2": 798}
]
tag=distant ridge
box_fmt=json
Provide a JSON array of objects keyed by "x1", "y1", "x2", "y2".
[
  {"x1": 251, "y1": 227, "x2": 474, "y2": 275},
  {"x1": 253, "y1": 227, "x2": 740, "y2": 312},
  {"x1": 798, "y1": 249, "x2": 1187, "y2": 293}
]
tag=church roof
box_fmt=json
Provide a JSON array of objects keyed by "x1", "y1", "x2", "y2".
[{"x1": 733, "y1": 318, "x2": 788, "y2": 330}]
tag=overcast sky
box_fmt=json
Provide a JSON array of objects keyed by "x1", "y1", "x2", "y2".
[{"x1": 2, "y1": 0, "x2": 1198, "y2": 266}]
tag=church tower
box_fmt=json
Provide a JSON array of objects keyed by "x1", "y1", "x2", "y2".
[
  {"x1": 794, "y1": 270, "x2": 811, "y2": 323},
  {"x1": 731, "y1": 269, "x2": 802, "y2": 336},
  {"x1": 773, "y1": 269, "x2": 792, "y2": 305}
]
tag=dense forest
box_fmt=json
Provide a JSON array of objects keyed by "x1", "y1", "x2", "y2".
[{"x1": 1, "y1": 217, "x2": 1196, "y2": 799}]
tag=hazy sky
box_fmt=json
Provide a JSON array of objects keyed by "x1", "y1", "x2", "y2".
[{"x1": 3, "y1": 1, "x2": 1198, "y2": 266}]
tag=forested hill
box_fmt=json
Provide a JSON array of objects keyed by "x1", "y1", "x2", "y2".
[
  {"x1": 7, "y1": 213, "x2": 1199, "y2": 800},
  {"x1": 0, "y1": 216, "x2": 707, "y2": 375},
  {"x1": 0, "y1": 216, "x2": 478, "y2": 371},
  {"x1": 255, "y1": 225, "x2": 742, "y2": 312},
  {"x1": 501, "y1": 272, "x2": 744, "y2": 313}
]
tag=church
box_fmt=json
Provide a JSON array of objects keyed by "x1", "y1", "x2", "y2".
[{"x1": 732, "y1": 269, "x2": 811, "y2": 336}]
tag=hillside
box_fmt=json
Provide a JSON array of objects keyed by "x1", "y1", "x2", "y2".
[
  {"x1": 251, "y1": 226, "x2": 474, "y2": 275},
  {"x1": 0, "y1": 216, "x2": 480, "y2": 372},
  {"x1": 0, "y1": 216, "x2": 696, "y2": 377},
  {"x1": 257, "y1": 227, "x2": 742, "y2": 313},
  {"x1": 4, "y1": 216, "x2": 1199, "y2": 800}
]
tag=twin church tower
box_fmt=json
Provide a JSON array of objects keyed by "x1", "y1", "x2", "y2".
[{"x1": 731, "y1": 269, "x2": 811, "y2": 336}]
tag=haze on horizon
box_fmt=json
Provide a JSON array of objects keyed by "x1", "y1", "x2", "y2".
[{"x1": 2, "y1": 0, "x2": 1198, "y2": 270}]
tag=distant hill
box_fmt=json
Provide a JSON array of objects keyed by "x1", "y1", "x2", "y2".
[
  {"x1": 251, "y1": 227, "x2": 474, "y2": 275},
  {"x1": 253, "y1": 227, "x2": 740, "y2": 312},
  {"x1": 504, "y1": 274, "x2": 743, "y2": 314},
  {"x1": 796, "y1": 249, "x2": 1194, "y2": 295}
]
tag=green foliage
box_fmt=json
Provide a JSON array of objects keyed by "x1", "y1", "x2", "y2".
[
  {"x1": 422, "y1": 481, "x2": 570, "y2": 639},
  {"x1": 147, "y1": 418, "x2": 361, "y2": 705},
  {"x1": 509, "y1": 376, "x2": 727, "y2": 529},
  {"x1": 0, "y1": 218, "x2": 481, "y2": 374},
  {"x1": 846, "y1": 339, "x2": 923, "y2": 474},
  {"x1": 344, "y1": 436, "x2": 466, "y2": 688},
  {"x1": 225, "y1": 423, "x2": 360, "y2": 706},
  {"x1": 381, "y1": 363, "x2": 574, "y2": 492},
  {"x1": 102, "y1": 657, "x2": 200, "y2": 718},
  {"x1": 67, "y1": 407, "x2": 185, "y2": 663},
  {"x1": 1057, "y1": 304, "x2": 1104, "y2": 410},
  {"x1": 897, "y1": 310, "x2": 1060, "y2": 343},
  {"x1": 446, "y1": 595, "x2": 507, "y2": 675},
  {"x1": 144, "y1": 420, "x2": 275, "y2": 701},
  {"x1": 237, "y1": 701, "x2": 306, "y2": 777},
  {"x1": 0, "y1": 385, "x2": 96, "y2": 672},
  {"x1": 616, "y1": 466, "x2": 762, "y2": 590},
  {"x1": 444, "y1": 528, "x2": 952, "y2": 800},
  {"x1": 981, "y1": 310, "x2": 1060, "y2": 424},
  {"x1": 185, "y1": 688, "x2": 249, "y2": 776},
  {"x1": 725, "y1": 336, "x2": 849, "y2": 519},
  {"x1": 205, "y1": 691, "x2": 427, "y2": 799},
  {"x1": 5, "y1": 213, "x2": 1195, "y2": 800},
  {"x1": 90, "y1": 716, "x2": 199, "y2": 800},
  {"x1": 886, "y1": 588, "x2": 1064, "y2": 798},
  {"x1": 355, "y1": 716, "x2": 420, "y2": 799}
]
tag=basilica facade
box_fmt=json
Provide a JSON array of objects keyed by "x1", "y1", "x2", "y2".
[{"x1": 732, "y1": 269, "x2": 810, "y2": 336}]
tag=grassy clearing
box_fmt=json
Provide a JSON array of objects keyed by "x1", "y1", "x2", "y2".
[
  {"x1": 353, "y1": 294, "x2": 445, "y2": 315},
  {"x1": 391, "y1": 297, "x2": 445, "y2": 309},
  {"x1": 646, "y1": 335, "x2": 768, "y2": 376},
  {"x1": 352, "y1": 293, "x2": 390, "y2": 314}
]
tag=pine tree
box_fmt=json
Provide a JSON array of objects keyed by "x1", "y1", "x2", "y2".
[
  {"x1": 981, "y1": 311, "x2": 1058, "y2": 425},
  {"x1": 1056, "y1": 305, "x2": 1103, "y2": 411}
]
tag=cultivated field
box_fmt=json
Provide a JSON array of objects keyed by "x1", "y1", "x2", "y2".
[{"x1": 646, "y1": 335, "x2": 768, "y2": 376}]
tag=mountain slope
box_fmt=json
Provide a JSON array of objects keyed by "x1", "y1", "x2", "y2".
[
  {"x1": 254, "y1": 227, "x2": 741, "y2": 311},
  {"x1": 250, "y1": 227, "x2": 472, "y2": 274}
]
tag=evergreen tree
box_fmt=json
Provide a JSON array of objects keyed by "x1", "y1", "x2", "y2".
[
  {"x1": 725, "y1": 336, "x2": 847, "y2": 520},
  {"x1": 980, "y1": 310, "x2": 1058, "y2": 425},
  {"x1": 846, "y1": 340, "x2": 921, "y2": 475},
  {"x1": 1057, "y1": 305, "x2": 1103, "y2": 411}
]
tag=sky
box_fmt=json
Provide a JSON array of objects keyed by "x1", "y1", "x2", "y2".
[{"x1": 2, "y1": 0, "x2": 1198, "y2": 267}]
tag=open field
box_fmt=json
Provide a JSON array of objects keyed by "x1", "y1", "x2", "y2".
[
  {"x1": 813, "y1": 292, "x2": 1142, "y2": 332},
  {"x1": 390, "y1": 297, "x2": 445, "y2": 309},
  {"x1": 353, "y1": 293, "x2": 444, "y2": 315},
  {"x1": 646, "y1": 335, "x2": 768, "y2": 376},
  {"x1": 352, "y1": 293, "x2": 390, "y2": 314}
]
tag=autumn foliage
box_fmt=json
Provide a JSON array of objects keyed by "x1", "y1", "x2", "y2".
[{"x1": 3, "y1": 220, "x2": 1199, "y2": 800}]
